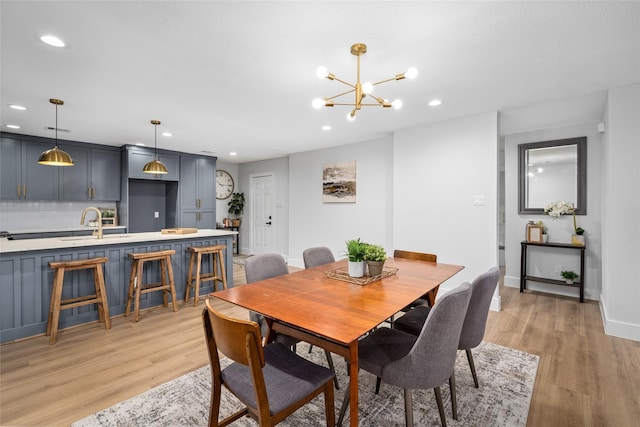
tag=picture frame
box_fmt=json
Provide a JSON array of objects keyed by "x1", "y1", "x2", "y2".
[{"x1": 527, "y1": 225, "x2": 544, "y2": 243}]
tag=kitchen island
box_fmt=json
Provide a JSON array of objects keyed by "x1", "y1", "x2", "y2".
[{"x1": 0, "y1": 229, "x2": 236, "y2": 343}]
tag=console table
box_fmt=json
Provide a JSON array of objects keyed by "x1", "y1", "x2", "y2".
[{"x1": 520, "y1": 241, "x2": 585, "y2": 302}]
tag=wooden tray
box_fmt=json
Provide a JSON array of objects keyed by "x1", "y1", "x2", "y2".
[
  {"x1": 161, "y1": 228, "x2": 198, "y2": 234},
  {"x1": 325, "y1": 266, "x2": 399, "y2": 285}
]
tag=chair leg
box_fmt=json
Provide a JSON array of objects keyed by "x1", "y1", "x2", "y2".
[
  {"x1": 434, "y1": 386, "x2": 447, "y2": 427},
  {"x1": 323, "y1": 381, "x2": 335, "y2": 427},
  {"x1": 449, "y1": 371, "x2": 458, "y2": 420},
  {"x1": 323, "y1": 349, "x2": 340, "y2": 390},
  {"x1": 375, "y1": 376, "x2": 382, "y2": 394},
  {"x1": 337, "y1": 383, "x2": 350, "y2": 427},
  {"x1": 466, "y1": 348, "x2": 479, "y2": 388},
  {"x1": 404, "y1": 388, "x2": 413, "y2": 427}
]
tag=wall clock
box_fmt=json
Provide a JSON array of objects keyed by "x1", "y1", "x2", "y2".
[{"x1": 216, "y1": 170, "x2": 234, "y2": 200}]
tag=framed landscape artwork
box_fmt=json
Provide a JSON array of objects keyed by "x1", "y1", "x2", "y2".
[{"x1": 323, "y1": 161, "x2": 356, "y2": 203}]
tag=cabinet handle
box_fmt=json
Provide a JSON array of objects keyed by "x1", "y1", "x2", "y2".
[
  {"x1": 23, "y1": 185, "x2": 26, "y2": 199},
  {"x1": 17, "y1": 185, "x2": 21, "y2": 198},
  {"x1": 92, "y1": 187, "x2": 96, "y2": 199}
]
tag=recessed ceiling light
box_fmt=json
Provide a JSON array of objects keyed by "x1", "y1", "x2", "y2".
[
  {"x1": 322, "y1": 125, "x2": 332, "y2": 131},
  {"x1": 428, "y1": 99, "x2": 442, "y2": 107},
  {"x1": 162, "y1": 132, "x2": 172, "y2": 137},
  {"x1": 229, "y1": 152, "x2": 237, "y2": 156},
  {"x1": 6, "y1": 124, "x2": 20, "y2": 129},
  {"x1": 9, "y1": 104, "x2": 27, "y2": 111},
  {"x1": 40, "y1": 35, "x2": 66, "y2": 48}
]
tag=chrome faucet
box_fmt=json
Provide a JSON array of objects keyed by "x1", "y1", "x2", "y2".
[{"x1": 80, "y1": 207, "x2": 103, "y2": 239}]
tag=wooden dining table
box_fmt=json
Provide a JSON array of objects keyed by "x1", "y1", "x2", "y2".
[{"x1": 210, "y1": 257, "x2": 464, "y2": 426}]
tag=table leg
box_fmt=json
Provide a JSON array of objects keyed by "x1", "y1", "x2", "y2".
[{"x1": 349, "y1": 342, "x2": 358, "y2": 427}]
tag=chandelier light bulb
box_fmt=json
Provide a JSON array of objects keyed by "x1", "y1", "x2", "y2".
[
  {"x1": 316, "y1": 66, "x2": 329, "y2": 79},
  {"x1": 405, "y1": 67, "x2": 418, "y2": 79},
  {"x1": 347, "y1": 110, "x2": 357, "y2": 121},
  {"x1": 392, "y1": 99, "x2": 403, "y2": 109},
  {"x1": 312, "y1": 98, "x2": 325, "y2": 109},
  {"x1": 362, "y1": 82, "x2": 373, "y2": 94}
]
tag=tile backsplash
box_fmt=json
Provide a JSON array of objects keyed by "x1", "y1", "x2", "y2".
[{"x1": 0, "y1": 201, "x2": 117, "y2": 232}]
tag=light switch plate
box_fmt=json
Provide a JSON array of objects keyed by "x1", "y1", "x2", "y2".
[
  {"x1": 154, "y1": 212, "x2": 159, "y2": 218},
  {"x1": 473, "y1": 195, "x2": 485, "y2": 206}
]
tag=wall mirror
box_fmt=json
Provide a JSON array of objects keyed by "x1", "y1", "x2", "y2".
[{"x1": 519, "y1": 136, "x2": 587, "y2": 215}]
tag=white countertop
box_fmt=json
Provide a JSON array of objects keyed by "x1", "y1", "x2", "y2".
[
  {"x1": 7, "y1": 225, "x2": 127, "y2": 234},
  {"x1": 0, "y1": 229, "x2": 237, "y2": 254}
]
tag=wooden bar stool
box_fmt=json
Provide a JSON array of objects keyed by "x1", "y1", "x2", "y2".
[
  {"x1": 47, "y1": 257, "x2": 111, "y2": 345},
  {"x1": 126, "y1": 250, "x2": 178, "y2": 322},
  {"x1": 185, "y1": 244, "x2": 228, "y2": 306}
]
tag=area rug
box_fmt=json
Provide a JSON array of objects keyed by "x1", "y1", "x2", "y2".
[
  {"x1": 72, "y1": 341, "x2": 538, "y2": 427},
  {"x1": 232, "y1": 254, "x2": 251, "y2": 267}
]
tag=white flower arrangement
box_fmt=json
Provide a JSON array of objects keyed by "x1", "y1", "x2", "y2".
[{"x1": 544, "y1": 200, "x2": 575, "y2": 218}]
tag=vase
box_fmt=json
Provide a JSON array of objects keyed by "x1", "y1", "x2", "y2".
[
  {"x1": 571, "y1": 234, "x2": 585, "y2": 246},
  {"x1": 542, "y1": 234, "x2": 548, "y2": 243},
  {"x1": 366, "y1": 261, "x2": 384, "y2": 277},
  {"x1": 348, "y1": 261, "x2": 364, "y2": 278},
  {"x1": 566, "y1": 279, "x2": 574, "y2": 285}
]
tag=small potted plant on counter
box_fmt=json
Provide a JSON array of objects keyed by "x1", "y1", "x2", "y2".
[
  {"x1": 228, "y1": 192, "x2": 245, "y2": 227},
  {"x1": 345, "y1": 238, "x2": 365, "y2": 278},
  {"x1": 561, "y1": 270, "x2": 579, "y2": 284},
  {"x1": 364, "y1": 243, "x2": 387, "y2": 277}
]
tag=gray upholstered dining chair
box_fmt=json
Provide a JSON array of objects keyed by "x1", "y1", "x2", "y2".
[
  {"x1": 337, "y1": 281, "x2": 472, "y2": 427},
  {"x1": 245, "y1": 253, "x2": 339, "y2": 389},
  {"x1": 303, "y1": 246, "x2": 335, "y2": 269},
  {"x1": 394, "y1": 267, "x2": 501, "y2": 389},
  {"x1": 202, "y1": 299, "x2": 335, "y2": 427}
]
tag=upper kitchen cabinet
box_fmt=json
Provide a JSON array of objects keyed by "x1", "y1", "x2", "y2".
[
  {"x1": 1, "y1": 136, "x2": 59, "y2": 200},
  {"x1": 180, "y1": 155, "x2": 216, "y2": 210},
  {"x1": 125, "y1": 146, "x2": 179, "y2": 181},
  {"x1": 179, "y1": 154, "x2": 216, "y2": 228},
  {"x1": 58, "y1": 143, "x2": 121, "y2": 201}
]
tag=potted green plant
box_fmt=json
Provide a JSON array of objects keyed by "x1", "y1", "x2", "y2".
[
  {"x1": 364, "y1": 243, "x2": 387, "y2": 277},
  {"x1": 228, "y1": 193, "x2": 245, "y2": 227},
  {"x1": 345, "y1": 238, "x2": 365, "y2": 277},
  {"x1": 560, "y1": 270, "x2": 579, "y2": 284}
]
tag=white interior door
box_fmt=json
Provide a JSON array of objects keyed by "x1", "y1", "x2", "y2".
[{"x1": 250, "y1": 173, "x2": 274, "y2": 255}]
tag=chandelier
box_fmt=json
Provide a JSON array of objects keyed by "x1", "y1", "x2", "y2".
[
  {"x1": 142, "y1": 120, "x2": 168, "y2": 174},
  {"x1": 38, "y1": 99, "x2": 74, "y2": 166},
  {"x1": 313, "y1": 43, "x2": 417, "y2": 121}
]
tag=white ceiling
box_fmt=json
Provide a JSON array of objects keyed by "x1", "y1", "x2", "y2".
[{"x1": 1, "y1": 1, "x2": 638, "y2": 163}]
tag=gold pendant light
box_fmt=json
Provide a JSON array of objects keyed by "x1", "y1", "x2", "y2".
[
  {"x1": 142, "y1": 120, "x2": 168, "y2": 174},
  {"x1": 38, "y1": 99, "x2": 74, "y2": 166}
]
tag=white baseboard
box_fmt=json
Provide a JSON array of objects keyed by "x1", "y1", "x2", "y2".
[{"x1": 599, "y1": 295, "x2": 640, "y2": 342}]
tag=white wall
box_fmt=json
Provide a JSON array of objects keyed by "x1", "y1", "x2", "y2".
[
  {"x1": 600, "y1": 83, "x2": 640, "y2": 341},
  {"x1": 504, "y1": 123, "x2": 602, "y2": 300},
  {"x1": 393, "y1": 112, "x2": 500, "y2": 302},
  {"x1": 215, "y1": 161, "x2": 239, "y2": 226},
  {"x1": 288, "y1": 137, "x2": 394, "y2": 267}
]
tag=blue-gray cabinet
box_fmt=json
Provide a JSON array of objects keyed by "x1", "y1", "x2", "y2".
[
  {"x1": 1, "y1": 134, "x2": 121, "y2": 201},
  {"x1": 126, "y1": 146, "x2": 180, "y2": 181},
  {"x1": 58, "y1": 143, "x2": 121, "y2": 201},
  {"x1": 0, "y1": 136, "x2": 59, "y2": 200},
  {"x1": 179, "y1": 155, "x2": 216, "y2": 228},
  {"x1": 0, "y1": 233, "x2": 234, "y2": 343}
]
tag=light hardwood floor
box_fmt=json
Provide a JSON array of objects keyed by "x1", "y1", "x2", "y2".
[{"x1": 1, "y1": 263, "x2": 639, "y2": 426}]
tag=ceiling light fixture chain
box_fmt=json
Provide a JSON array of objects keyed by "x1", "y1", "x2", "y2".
[
  {"x1": 313, "y1": 43, "x2": 417, "y2": 121},
  {"x1": 142, "y1": 119, "x2": 168, "y2": 174},
  {"x1": 38, "y1": 98, "x2": 74, "y2": 166}
]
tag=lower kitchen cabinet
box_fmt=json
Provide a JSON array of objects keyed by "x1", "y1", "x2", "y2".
[{"x1": 0, "y1": 233, "x2": 234, "y2": 343}]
